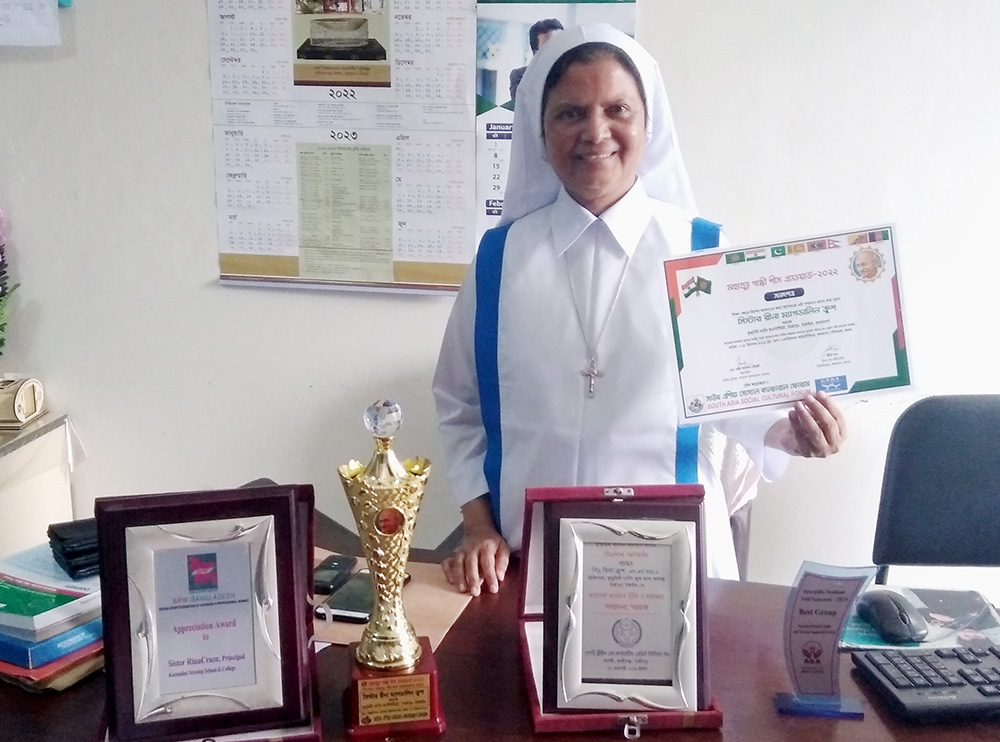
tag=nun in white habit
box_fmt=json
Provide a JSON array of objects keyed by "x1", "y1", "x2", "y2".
[{"x1": 433, "y1": 24, "x2": 846, "y2": 594}]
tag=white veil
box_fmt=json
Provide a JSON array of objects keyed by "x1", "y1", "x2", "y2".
[{"x1": 499, "y1": 23, "x2": 698, "y2": 226}]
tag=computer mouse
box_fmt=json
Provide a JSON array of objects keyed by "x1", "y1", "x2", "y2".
[{"x1": 855, "y1": 588, "x2": 929, "y2": 643}]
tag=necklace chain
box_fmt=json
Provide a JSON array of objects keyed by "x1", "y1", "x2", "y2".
[{"x1": 565, "y1": 241, "x2": 631, "y2": 398}]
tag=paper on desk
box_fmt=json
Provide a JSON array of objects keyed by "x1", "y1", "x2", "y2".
[
  {"x1": 311, "y1": 549, "x2": 471, "y2": 650},
  {"x1": 0, "y1": 542, "x2": 100, "y2": 594}
]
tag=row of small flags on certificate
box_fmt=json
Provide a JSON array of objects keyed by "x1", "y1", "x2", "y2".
[
  {"x1": 726, "y1": 238, "x2": 842, "y2": 264},
  {"x1": 725, "y1": 227, "x2": 889, "y2": 265},
  {"x1": 684, "y1": 228, "x2": 891, "y2": 297}
]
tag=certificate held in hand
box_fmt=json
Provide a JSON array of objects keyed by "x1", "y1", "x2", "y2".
[{"x1": 664, "y1": 225, "x2": 909, "y2": 423}]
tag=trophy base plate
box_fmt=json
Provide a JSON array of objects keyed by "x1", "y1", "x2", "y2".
[{"x1": 345, "y1": 636, "x2": 446, "y2": 740}]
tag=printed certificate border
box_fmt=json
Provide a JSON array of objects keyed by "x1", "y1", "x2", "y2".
[{"x1": 96, "y1": 485, "x2": 310, "y2": 742}]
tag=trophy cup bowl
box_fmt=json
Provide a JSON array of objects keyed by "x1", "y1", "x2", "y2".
[{"x1": 337, "y1": 400, "x2": 445, "y2": 738}]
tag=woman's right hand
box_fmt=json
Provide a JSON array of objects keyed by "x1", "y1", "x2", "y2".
[{"x1": 441, "y1": 495, "x2": 511, "y2": 596}]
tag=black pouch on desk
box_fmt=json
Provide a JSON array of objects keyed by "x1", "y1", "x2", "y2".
[
  {"x1": 52, "y1": 547, "x2": 100, "y2": 578},
  {"x1": 48, "y1": 517, "x2": 99, "y2": 578},
  {"x1": 48, "y1": 517, "x2": 99, "y2": 556}
]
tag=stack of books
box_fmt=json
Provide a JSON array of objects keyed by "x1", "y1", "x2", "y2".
[{"x1": 0, "y1": 543, "x2": 103, "y2": 691}]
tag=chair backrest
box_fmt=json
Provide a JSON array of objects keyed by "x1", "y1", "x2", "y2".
[{"x1": 873, "y1": 395, "x2": 1000, "y2": 584}]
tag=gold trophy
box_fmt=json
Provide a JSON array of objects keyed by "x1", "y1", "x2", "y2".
[{"x1": 338, "y1": 400, "x2": 445, "y2": 739}]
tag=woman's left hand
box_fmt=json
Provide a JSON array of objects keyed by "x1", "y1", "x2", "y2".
[{"x1": 764, "y1": 392, "x2": 847, "y2": 458}]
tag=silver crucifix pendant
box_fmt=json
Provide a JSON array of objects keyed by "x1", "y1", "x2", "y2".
[{"x1": 581, "y1": 358, "x2": 603, "y2": 398}]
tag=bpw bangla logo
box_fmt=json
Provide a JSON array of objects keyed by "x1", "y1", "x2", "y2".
[{"x1": 187, "y1": 553, "x2": 219, "y2": 592}]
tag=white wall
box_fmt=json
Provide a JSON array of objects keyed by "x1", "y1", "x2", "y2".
[
  {"x1": 1, "y1": 2, "x2": 997, "y2": 588},
  {"x1": 0, "y1": 0, "x2": 455, "y2": 547},
  {"x1": 640, "y1": 1, "x2": 1000, "y2": 592}
]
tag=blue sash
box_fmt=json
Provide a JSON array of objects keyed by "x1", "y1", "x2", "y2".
[
  {"x1": 474, "y1": 217, "x2": 721, "y2": 531},
  {"x1": 474, "y1": 223, "x2": 512, "y2": 532}
]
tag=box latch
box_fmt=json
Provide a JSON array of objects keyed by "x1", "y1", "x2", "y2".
[{"x1": 620, "y1": 714, "x2": 648, "y2": 739}]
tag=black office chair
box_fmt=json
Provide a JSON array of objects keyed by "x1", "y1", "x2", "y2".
[{"x1": 872, "y1": 395, "x2": 1000, "y2": 584}]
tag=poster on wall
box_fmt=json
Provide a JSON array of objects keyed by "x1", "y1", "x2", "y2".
[
  {"x1": 0, "y1": 0, "x2": 60, "y2": 46},
  {"x1": 473, "y1": 1, "x2": 635, "y2": 248},
  {"x1": 208, "y1": 0, "x2": 477, "y2": 290}
]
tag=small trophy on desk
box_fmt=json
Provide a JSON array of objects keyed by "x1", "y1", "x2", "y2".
[{"x1": 338, "y1": 399, "x2": 445, "y2": 739}]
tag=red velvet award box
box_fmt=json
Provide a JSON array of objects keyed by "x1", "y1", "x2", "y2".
[{"x1": 518, "y1": 483, "x2": 723, "y2": 735}]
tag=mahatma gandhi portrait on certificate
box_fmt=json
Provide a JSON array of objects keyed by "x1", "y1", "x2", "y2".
[{"x1": 555, "y1": 518, "x2": 698, "y2": 712}]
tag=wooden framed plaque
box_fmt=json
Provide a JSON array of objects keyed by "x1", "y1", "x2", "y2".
[
  {"x1": 518, "y1": 484, "x2": 720, "y2": 733},
  {"x1": 95, "y1": 484, "x2": 319, "y2": 742}
]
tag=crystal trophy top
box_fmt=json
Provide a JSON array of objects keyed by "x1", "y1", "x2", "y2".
[
  {"x1": 364, "y1": 399, "x2": 403, "y2": 438},
  {"x1": 338, "y1": 400, "x2": 430, "y2": 671}
]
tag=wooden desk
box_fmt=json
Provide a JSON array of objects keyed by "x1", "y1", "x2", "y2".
[{"x1": 3, "y1": 518, "x2": 997, "y2": 741}]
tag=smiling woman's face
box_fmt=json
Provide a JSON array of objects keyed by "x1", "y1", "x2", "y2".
[{"x1": 542, "y1": 55, "x2": 646, "y2": 215}]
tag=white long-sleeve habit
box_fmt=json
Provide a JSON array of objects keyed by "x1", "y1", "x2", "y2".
[{"x1": 433, "y1": 181, "x2": 786, "y2": 579}]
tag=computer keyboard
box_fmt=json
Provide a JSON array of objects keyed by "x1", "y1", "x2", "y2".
[{"x1": 852, "y1": 643, "x2": 1000, "y2": 721}]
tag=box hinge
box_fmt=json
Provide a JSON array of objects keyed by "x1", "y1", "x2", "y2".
[{"x1": 604, "y1": 486, "x2": 634, "y2": 500}]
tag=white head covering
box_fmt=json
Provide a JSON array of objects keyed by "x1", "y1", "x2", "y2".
[{"x1": 499, "y1": 23, "x2": 697, "y2": 226}]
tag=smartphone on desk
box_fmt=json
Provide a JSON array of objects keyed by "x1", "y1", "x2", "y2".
[
  {"x1": 313, "y1": 554, "x2": 357, "y2": 594},
  {"x1": 314, "y1": 568, "x2": 410, "y2": 624}
]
